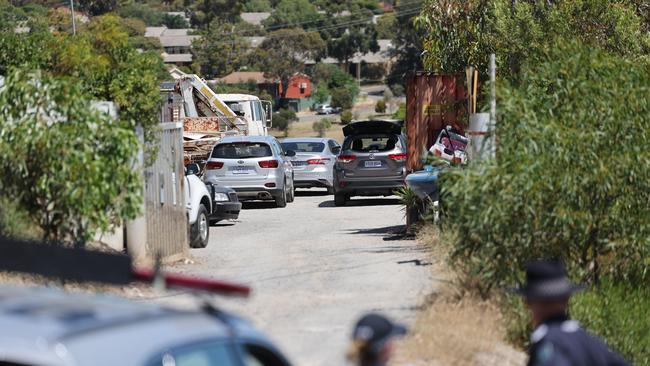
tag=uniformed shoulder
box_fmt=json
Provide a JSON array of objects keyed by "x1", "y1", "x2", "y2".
[
  {"x1": 531, "y1": 324, "x2": 549, "y2": 344},
  {"x1": 532, "y1": 320, "x2": 584, "y2": 346}
]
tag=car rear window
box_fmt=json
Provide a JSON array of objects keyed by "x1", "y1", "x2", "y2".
[
  {"x1": 281, "y1": 142, "x2": 325, "y2": 153},
  {"x1": 212, "y1": 142, "x2": 272, "y2": 159},
  {"x1": 344, "y1": 135, "x2": 398, "y2": 152}
]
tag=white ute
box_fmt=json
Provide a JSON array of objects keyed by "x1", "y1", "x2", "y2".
[{"x1": 184, "y1": 165, "x2": 212, "y2": 248}]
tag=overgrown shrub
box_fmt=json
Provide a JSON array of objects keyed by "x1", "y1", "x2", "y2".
[
  {"x1": 0, "y1": 196, "x2": 40, "y2": 240},
  {"x1": 312, "y1": 118, "x2": 332, "y2": 137},
  {"x1": 441, "y1": 42, "x2": 650, "y2": 292},
  {"x1": 331, "y1": 87, "x2": 353, "y2": 110},
  {"x1": 340, "y1": 110, "x2": 353, "y2": 125},
  {"x1": 0, "y1": 70, "x2": 142, "y2": 245},
  {"x1": 272, "y1": 108, "x2": 297, "y2": 136},
  {"x1": 375, "y1": 100, "x2": 386, "y2": 113}
]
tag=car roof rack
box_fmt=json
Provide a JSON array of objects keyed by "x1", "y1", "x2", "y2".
[{"x1": 0, "y1": 236, "x2": 250, "y2": 297}]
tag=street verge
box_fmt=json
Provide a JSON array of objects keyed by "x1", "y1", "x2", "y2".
[{"x1": 392, "y1": 226, "x2": 525, "y2": 366}]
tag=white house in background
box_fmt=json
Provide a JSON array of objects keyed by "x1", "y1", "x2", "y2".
[
  {"x1": 240, "y1": 12, "x2": 271, "y2": 26},
  {"x1": 145, "y1": 26, "x2": 199, "y2": 67}
]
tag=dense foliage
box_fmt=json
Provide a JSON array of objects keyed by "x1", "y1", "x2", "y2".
[
  {"x1": 272, "y1": 108, "x2": 298, "y2": 136},
  {"x1": 441, "y1": 42, "x2": 650, "y2": 291},
  {"x1": 310, "y1": 63, "x2": 359, "y2": 106},
  {"x1": 340, "y1": 110, "x2": 353, "y2": 125},
  {"x1": 313, "y1": 118, "x2": 332, "y2": 137},
  {"x1": 254, "y1": 28, "x2": 325, "y2": 100},
  {"x1": 386, "y1": 0, "x2": 423, "y2": 95},
  {"x1": 0, "y1": 12, "x2": 166, "y2": 244},
  {"x1": 117, "y1": 3, "x2": 189, "y2": 28},
  {"x1": 0, "y1": 70, "x2": 141, "y2": 245},
  {"x1": 416, "y1": 0, "x2": 650, "y2": 82},
  {"x1": 193, "y1": 20, "x2": 250, "y2": 78},
  {"x1": 0, "y1": 15, "x2": 166, "y2": 137}
]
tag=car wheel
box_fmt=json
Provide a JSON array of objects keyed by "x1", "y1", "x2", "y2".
[
  {"x1": 334, "y1": 192, "x2": 348, "y2": 206},
  {"x1": 190, "y1": 204, "x2": 209, "y2": 248},
  {"x1": 275, "y1": 183, "x2": 287, "y2": 208},
  {"x1": 287, "y1": 179, "x2": 295, "y2": 203}
]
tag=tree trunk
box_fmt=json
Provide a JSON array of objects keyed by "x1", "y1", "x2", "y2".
[{"x1": 280, "y1": 76, "x2": 290, "y2": 107}]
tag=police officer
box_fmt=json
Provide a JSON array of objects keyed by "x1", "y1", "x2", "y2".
[
  {"x1": 514, "y1": 259, "x2": 629, "y2": 366},
  {"x1": 346, "y1": 313, "x2": 407, "y2": 366}
]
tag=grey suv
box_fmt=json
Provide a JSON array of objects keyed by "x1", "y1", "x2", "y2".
[{"x1": 333, "y1": 120, "x2": 407, "y2": 206}]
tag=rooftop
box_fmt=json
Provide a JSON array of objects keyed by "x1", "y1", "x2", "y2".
[
  {"x1": 240, "y1": 12, "x2": 271, "y2": 26},
  {"x1": 145, "y1": 27, "x2": 198, "y2": 47},
  {"x1": 159, "y1": 35, "x2": 199, "y2": 47}
]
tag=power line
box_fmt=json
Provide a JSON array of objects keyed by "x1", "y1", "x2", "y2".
[
  {"x1": 223, "y1": 5, "x2": 422, "y2": 39},
  {"x1": 194, "y1": 7, "x2": 421, "y2": 49},
  {"x1": 229, "y1": 0, "x2": 422, "y2": 33}
]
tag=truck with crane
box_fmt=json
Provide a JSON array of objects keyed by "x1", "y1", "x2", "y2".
[{"x1": 162, "y1": 69, "x2": 273, "y2": 169}]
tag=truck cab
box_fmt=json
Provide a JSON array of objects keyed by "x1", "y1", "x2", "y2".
[{"x1": 217, "y1": 94, "x2": 272, "y2": 136}]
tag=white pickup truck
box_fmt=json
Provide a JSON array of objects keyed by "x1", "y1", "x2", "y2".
[{"x1": 184, "y1": 164, "x2": 241, "y2": 248}]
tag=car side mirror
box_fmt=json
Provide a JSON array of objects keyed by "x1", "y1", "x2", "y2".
[
  {"x1": 186, "y1": 163, "x2": 200, "y2": 176},
  {"x1": 284, "y1": 150, "x2": 296, "y2": 157},
  {"x1": 332, "y1": 146, "x2": 341, "y2": 155}
]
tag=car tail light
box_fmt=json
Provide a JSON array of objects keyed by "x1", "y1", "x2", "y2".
[
  {"x1": 258, "y1": 160, "x2": 279, "y2": 168},
  {"x1": 433, "y1": 149, "x2": 442, "y2": 157},
  {"x1": 388, "y1": 153, "x2": 407, "y2": 162},
  {"x1": 307, "y1": 158, "x2": 330, "y2": 165},
  {"x1": 452, "y1": 156, "x2": 462, "y2": 164},
  {"x1": 337, "y1": 155, "x2": 356, "y2": 163},
  {"x1": 205, "y1": 161, "x2": 224, "y2": 170}
]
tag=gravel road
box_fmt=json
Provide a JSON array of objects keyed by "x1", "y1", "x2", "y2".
[{"x1": 173, "y1": 190, "x2": 434, "y2": 366}]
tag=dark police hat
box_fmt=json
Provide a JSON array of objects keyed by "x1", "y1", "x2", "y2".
[
  {"x1": 513, "y1": 259, "x2": 585, "y2": 300},
  {"x1": 352, "y1": 313, "x2": 407, "y2": 350}
]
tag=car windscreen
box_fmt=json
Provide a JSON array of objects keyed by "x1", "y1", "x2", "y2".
[
  {"x1": 212, "y1": 142, "x2": 272, "y2": 159},
  {"x1": 281, "y1": 142, "x2": 325, "y2": 153},
  {"x1": 343, "y1": 135, "x2": 398, "y2": 152}
]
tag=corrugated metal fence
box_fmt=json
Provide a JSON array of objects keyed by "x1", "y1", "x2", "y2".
[{"x1": 143, "y1": 122, "x2": 187, "y2": 259}]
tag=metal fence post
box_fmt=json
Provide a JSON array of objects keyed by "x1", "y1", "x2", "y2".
[{"x1": 126, "y1": 125, "x2": 148, "y2": 265}]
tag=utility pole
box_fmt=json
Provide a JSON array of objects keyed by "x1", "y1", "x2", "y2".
[
  {"x1": 489, "y1": 53, "x2": 496, "y2": 157},
  {"x1": 69, "y1": 0, "x2": 76, "y2": 35}
]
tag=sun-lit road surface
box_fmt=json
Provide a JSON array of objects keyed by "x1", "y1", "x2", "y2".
[{"x1": 172, "y1": 190, "x2": 434, "y2": 366}]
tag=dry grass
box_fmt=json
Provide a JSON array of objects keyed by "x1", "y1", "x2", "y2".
[
  {"x1": 0, "y1": 271, "x2": 153, "y2": 299},
  {"x1": 392, "y1": 226, "x2": 526, "y2": 366}
]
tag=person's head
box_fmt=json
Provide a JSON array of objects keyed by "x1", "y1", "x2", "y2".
[
  {"x1": 525, "y1": 297, "x2": 570, "y2": 327},
  {"x1": 347, "y1": 313, "x2": 407, "y2": 366},
  {"x1": 514, "y1": 259, "x2": 585, "y2": 327}
]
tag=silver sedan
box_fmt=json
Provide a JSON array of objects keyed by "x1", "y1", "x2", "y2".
[{"x1": 280, "y1": 137, "x2": 341, "y2": 194}]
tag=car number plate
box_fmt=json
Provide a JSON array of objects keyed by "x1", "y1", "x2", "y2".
[
  {"x1": 291, "y1": 161, "x2": 307, "y2": 166},
  {"x1": 364, "y1": 160, "x2": 382, "y2": 168},
  {"x1": 230, "y1": 166, "x2": 252, "y2": 174}
]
